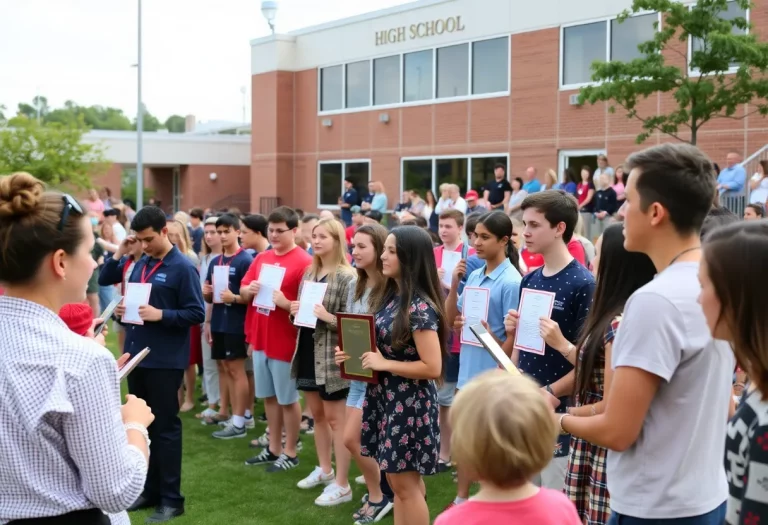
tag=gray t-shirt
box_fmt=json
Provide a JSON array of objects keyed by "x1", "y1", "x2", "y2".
[{"x1": 607, "y1": 262, "x2": 733, "y2": 519}]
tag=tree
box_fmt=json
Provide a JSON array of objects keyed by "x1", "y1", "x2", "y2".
[
  {"x1": 579, "y1": 0, "x2": 768, "y2": 145},
  {"x1": 0, "y1": 116, "x2": 108, "y2": 189},
  {"x1": 133, "y1": 106, "x2": 163, "y2": 132},
  {"x1": 165, "y1": 114, "x2": 186, "y2": 133}
]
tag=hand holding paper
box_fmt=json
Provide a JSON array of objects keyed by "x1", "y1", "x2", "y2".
[
  {"x1": 294, "y1": 281, "x2": 328, "y2": 328},
  {"x1": 440, "y1": 251, "x2": 462, "y2": 288},
  {"x1": 123, "y1": 283, "x2": 152, "y2": 325},
  {"x1": 253, "y1": 264, "x2": 286, "y2": 310},
  {"x1": 514, "y1": 289, "x2": 556, "y2": 355},
  {"x1": 212, "y1": 266, "x2": 230, "y2": 303},
  {"x1": 460, "y1": 287, "x2": 490, "y2": 347}
]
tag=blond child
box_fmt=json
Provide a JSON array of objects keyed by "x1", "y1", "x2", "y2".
[{"x1": 435, "y1": 371, "x2": 581, "y2": 525}]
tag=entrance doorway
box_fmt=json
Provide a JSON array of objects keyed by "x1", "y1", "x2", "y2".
[{"x1": 558, "y1": 149, "x2": 605, "y2": 182}]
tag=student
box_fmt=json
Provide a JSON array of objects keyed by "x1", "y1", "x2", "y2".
[
  {"x1": 558, "y1": 143, "x2": 733, "y2": 523},
  {"x1": 188, "y1": 208, "x2": 205, "y2": 255},
  {"x1": 699, "y1": 221, "x2": 768, "y2": 524},
  {"x1": 289, "y1": 218, "x2": 355, "y2": 506},
  {"x1": 744, "y1": 203, "x2": 764, "y2": 220},
  {"x1": 504, "y1": 191, "x2": 596, "y2": 491},
  {"x1": 335, "y1": 223, "x2": 394, "y2": 524},
  {"x1": 241, "y1": 206, "x2": 312, "y2": 472},
  {"x1": 445, "y1": 211, "x2": 523, "y2": 509},
  {"x1": 202, "y1": 213, "x2": 255, "y2": 439},
  {"x1": 100, "y1": 205, "x2": 205, "y2": 521},
  {"x1": 112, "y1": 230, "x2": 145, "y2": 354},
  {"x1": 435, "y1": 371, "x2": 581, "y2": 525},
  {"x1": 198, "y1": 217, "x2": 224, "y2": 422},
  {"x1": 359, "y1": 226, "x2": 447, "y2": 525},
  {"x1": 301, "y1": 214, "x2": 320, "y2": 255},
  {"x1": 435, "y1": 209, "x2": 476, "y2": 289}
]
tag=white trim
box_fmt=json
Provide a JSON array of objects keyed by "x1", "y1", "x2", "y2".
[
  {"x1": 557, "y1": 149, "x2": 606, "y2": 181},
  {"x1": 400, "y1": 153, "x2": 510, "y2": 195},
  {"x1": 318, "y1": 33, "x2": 511, "y2": 116},
  {"x1": 687, "y1": 1, "x2": 749, "y2": 77},
  {"x1": 317, "y1": 159, "x2": 372, "y2": 208}
]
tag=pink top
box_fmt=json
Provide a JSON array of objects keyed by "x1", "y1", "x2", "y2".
[
  {"x1": 613, "y1": 181, "x2": 626, "y2": 200},
  {"x1": 85, "y1": 198, "x2": 105, "y2": 218},
  {"x1": 434, "y1": 489, "x2": 582, "y2": 525}
]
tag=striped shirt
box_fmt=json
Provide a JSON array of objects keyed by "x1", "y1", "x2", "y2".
[{"x1": 0, "y1": 296, "x2": 147, "y2": 524}]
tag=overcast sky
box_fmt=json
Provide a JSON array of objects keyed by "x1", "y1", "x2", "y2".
[{"x1": 1, "y1": 0, "x2": 410, "y2": 124}]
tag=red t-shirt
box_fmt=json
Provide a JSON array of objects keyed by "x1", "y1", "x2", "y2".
[
  {"x1": 241, "y1": 246, "x2": 312, "y2": 362},
  {"x1": 520, "y1": 238, "x2": 586, "y2": 271},
  {"x1": 345, "y1": 225, "x2": 357, "y2": 245},
  {"x1": 434, "y1": 242, "x2": 476, "y2": 354},
  {"x1": 576, "y1": 182, "x2": 592, "y2": 205},
  {"x1": 434, "y1": 489, "x2": 581, "y2": 525}
]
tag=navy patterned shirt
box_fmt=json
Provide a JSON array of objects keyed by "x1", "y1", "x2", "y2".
[{"x1": 518, "y1": 259, "x2": 595, "y2": 457}]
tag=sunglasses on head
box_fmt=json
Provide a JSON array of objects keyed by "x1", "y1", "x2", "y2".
[{"x1": 57, "y1": 194, "x2": 84, "y2": 231}]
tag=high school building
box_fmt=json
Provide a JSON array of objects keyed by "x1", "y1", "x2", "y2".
[{"x1": 249, "y1": 0, "x2": 767, "y2": 213}]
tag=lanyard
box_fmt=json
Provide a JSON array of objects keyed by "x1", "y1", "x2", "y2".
[
  {"x1": 140, "y1": 259, "x2": 163, "y2": 284},
  {"x1": 217, "y1": 248, "x2": 243, "y2": 267}
]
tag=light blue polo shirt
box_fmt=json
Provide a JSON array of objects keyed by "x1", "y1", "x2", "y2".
[{"x1": 457, "y1": 258, "x2": 522, "y2": 389}]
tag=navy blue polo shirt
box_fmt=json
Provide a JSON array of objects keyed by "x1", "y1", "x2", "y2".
[
  {"x1": 99, "y1": 245, "x2": 205, "y2": 369},
  {"x1": 205, "y1": 249, "x2": 254, "y2": 335},
  {"x1": 518, "y1": 259, "x2": 595, "y2": 458},
  {"x1": 341, "y1": 188, "x2": 358, "y2": 225}
]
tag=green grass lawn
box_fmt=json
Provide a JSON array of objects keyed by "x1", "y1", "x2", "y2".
[{"x1": 106, "y1": 333, "x2": 458, "y2": 524}]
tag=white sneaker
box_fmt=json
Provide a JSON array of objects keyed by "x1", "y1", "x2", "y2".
[
  {"x1": 297, "y1": 466, "x2": 335, "y2": 489},
  {"x1": 355, "y1": 475, "x2": 366, "y2": 485},
  {"x1": 314, "y1": 483, "x2": 353, "y2": 507},
  {"x1": 244, "y1": 417, "x2": 255, "y2": 429}
]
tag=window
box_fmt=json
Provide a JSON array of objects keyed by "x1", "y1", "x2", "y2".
[
  {"x1": 346, "y1": 61, "x2": 371, "y2": 109},
  {"x1": 437, "y1": 44, "x2": 469, "y2": 99},
  {"x1": 691, "y1": 1, "x2": 747, "y2": 70},
  {"x1": 318, "y1": 161, "x2": 370, "y2": 207},
  {"x1": 611, "y1": 13, "x2": 657, "y2": 62},
  {"x1": 436, "y1": 158, "x2": 469, "y2": 194},
  {"x1": 401, "y1": 155, "x2": 509, "y2": 196},
  {"x1": 471, "y1": 157, "x2": 508, "y2": 195},
  {"x1": 320, "y1": 65, "x2": 343, "y2": 111},
  {"x1": 562, "y1": 22, "x2": 607, "y2": 86},
  {"x1": 374, "y1": 56, "x2": 400, "y2": 106},
  {"x1": 472, "y1": 37, "x2": 509, "y2": 95},
  {"x1": 403, "y1": 160, "x2": 433, "y2": 196},
  {"x1": 404, "y1": 50, "x2": 434, "y2": 102}
]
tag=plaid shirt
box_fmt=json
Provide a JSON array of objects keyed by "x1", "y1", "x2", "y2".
[{"x1": 0, "y1": 297, "x2": 147, "y2": 524}]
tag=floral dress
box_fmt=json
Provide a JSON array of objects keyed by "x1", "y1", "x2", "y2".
[
  {"x1": 360, "y1": 294, "x2": 441, "y2": 475},
  {"x1": 564, "y1": 315, "x2": 621, "y2": 525}
]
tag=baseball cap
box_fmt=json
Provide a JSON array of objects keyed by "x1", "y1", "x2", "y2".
[
  {"x1": 351, "y1": 205, "x2": 362, "y2": 214},
  {"x1": 465, "y1": 190, "x2": 479, "y2": 200}
]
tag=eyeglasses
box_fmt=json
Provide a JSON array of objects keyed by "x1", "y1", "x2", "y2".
[
  {"x1": 268, "y1": 228, "x2": 292, "y2": 236},
  {"x1": 57, "y1": 194, "x2": 84, "y2": 231}
]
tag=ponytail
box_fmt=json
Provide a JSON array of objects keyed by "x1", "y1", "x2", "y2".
[{"x1": 505, "y1": 238, "x2": 522, "y2": 275}]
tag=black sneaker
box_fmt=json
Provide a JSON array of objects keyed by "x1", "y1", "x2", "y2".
[
  {"x1": 266, "y1": 453, "x2": 299, "y2": 473},
  {"x1": 245, "y1": 449, "x2": 279, "y2": 466},
  {"x1": 197, "y1": 393, "x2": 208, "y2": 403},
  {"x1": 258, "y1": 412, "x2": 267, "y2": 422}
]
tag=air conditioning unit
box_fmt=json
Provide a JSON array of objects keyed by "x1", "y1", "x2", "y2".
[{"x1": 569, "y1": 94, "x2": 582, "y2": 106}]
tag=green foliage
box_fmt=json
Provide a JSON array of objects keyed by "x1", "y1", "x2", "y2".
[
  {"x1": 47, "y1": 103, "x2": 133, "y2": 130},
  {"x1": 579, "y1": 0, "x2": 768, "y2": 144},
  {"x1": 165, "y1": 114, "x2": 186, "y2": 133},
  {"x1": 0, "y1": 117, "x2": 108, "y2": 189},
  {"x1": 132, "y1": 106, "x2": 163, "y2": 132},
  {"x1": 120, "y1": 168, "x2": 154, "y2": 205}
]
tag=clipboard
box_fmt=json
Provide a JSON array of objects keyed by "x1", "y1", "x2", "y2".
[{"x1": 469, "y1": 324, "x2": 521, "y2": 375}]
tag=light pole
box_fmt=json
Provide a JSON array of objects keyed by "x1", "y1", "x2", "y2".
[
  {"x1": 261, "y1": 1, "x2": 278, "y2": 34},
  {"x1": 136, "y1": 0, "x2": 144, "y2": 209}
]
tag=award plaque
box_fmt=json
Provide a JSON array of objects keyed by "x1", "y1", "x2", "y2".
[{"x1": 337, "y1": 313, "x2": 379, "y2": 384}]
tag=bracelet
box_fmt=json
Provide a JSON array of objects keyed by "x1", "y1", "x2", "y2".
[
  {"x1": 558, "y1": 414, "x2": 570, "y2": 435},
  {"x1": 590, "y1": 404, "x2": 597, "y2": 416},
  {"x1": 562, "y1": 344, "x2": 575, "y2": 359},
  {"x1": 124, "y1": 422, "x2": 151, "y2": 448}
]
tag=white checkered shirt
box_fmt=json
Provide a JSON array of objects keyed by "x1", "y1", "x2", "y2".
[{"x1": 0, "y1": 297, "x2": 147, "y2": 524}]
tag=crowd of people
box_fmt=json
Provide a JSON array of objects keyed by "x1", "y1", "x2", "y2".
[{"x1": 0, "y1": 142, "x2": 767, "y2": 525}]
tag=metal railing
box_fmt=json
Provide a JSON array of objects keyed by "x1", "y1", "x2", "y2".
[{"x1": 719, "y1": 144, "x2": 768, "y2": 216}]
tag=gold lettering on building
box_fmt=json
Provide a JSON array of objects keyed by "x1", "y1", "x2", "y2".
[{"x1": 376, "y1": 16, "x2": 465, "y2": 46}]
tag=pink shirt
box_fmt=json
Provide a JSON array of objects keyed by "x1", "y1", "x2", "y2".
[
  {"x1": 434, "y1": 489, "x2": 581, "y2": 525},
  {"x1": 85, "y1": 198, "x2": 105, "y2": 219}
]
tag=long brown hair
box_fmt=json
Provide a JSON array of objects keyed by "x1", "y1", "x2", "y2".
[
  {"x1": 352, "y1": 223, "x2": 388, "y2": 311},
  {"x1": 704, "y1": 221, "x2": 768, "y2": 395}
]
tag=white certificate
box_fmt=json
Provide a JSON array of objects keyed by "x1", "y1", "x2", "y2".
[
  {"x1": 212, "y1": 266, "x2": 230, "y2": 304},
  {"x1": 441, "y1": 250, "x2": 462, "y2": 288},
  {"x1": 514, "y1": 288, "x2": 556, "y2": 355},
  {"x1": 253, "y1": 264, "x2": 287, "y2": 311},
  {"x1": 294, "y1": 281, "x2": 329, "y2": 328},
  {"x1": 123, "y1": 283, "x2": 152, "y2": 325},
  {"x1": 460, "y1": 287, "x2": 490, "y2": 347}
]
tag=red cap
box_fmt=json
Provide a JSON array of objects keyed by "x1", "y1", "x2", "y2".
[
  {"x1": 465, "y1": 190, "x2": 479, "y2": 200},
  {"x1": 59, "y1": 303, "x2": 94, "y2": 336}
]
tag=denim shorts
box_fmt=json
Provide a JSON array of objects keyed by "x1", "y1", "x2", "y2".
[
  {"x1": 346, "y1": 380, "x2": 367, "y2": 410},
  {"x1": 607, "y1": 502, "x2": 726, "y2": 525},
  {"x1": 252, "y1": 350, "x2": 300, "y2": 406}
]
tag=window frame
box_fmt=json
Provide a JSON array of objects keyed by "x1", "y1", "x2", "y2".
[
  {"x1": 317, "y1": 34, "x2": 511, "y2": 116},
  {"x1": 316, "y1": 159, "x2": 371, "y2": 209},
  {"x1": 559, "y1": 11, "x2": 662, "y2": 91},
  {"x1": 400, "y1": 153, "x2": 510, "y2": 196},
  {"x1": 687, "y1": 1, "x2": 750, "y2": 77}
]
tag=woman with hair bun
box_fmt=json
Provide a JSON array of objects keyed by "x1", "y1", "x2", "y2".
[{"x1": 0, "y1": 172, "x2": 153, "y2": 525}]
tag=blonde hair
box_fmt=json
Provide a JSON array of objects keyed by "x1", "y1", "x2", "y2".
[
  {"x1": 307, "y1": 218, "x2": 353, "y2": 281},
  {"x1": 174, "y1": 211, "x2": 189, "y2": 225},
  {"x1": 168, "y1": 219, "x2": 193, "y2": 256},
  {"x1": 544, "y1": 169, "x2": 557, "y2": 187},
  {"x1": 451, "y1": 370, "x2": 557, "y2": 488}
]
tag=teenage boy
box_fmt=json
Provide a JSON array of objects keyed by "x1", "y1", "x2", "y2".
[
  {"x1": 558, "y1": 143, "x2": 733, "y2": 523},
  {"x1": 240, "y1": 206, "x2": 312, "y2": 472},
  {"x1": 300, "y1": 214, "x2": 319, "y2": 255},
  {"x1": 504, "y1": 190, "x2": 595, "y2": 490},
  {"x1": 99, "y1": 206, "x2": 205, "y2": 521},
  {"x1": 202, "y1": 213, "x2": 254, "y2": 439},
  {"x1": 199, "y1": 217, "x2": 225, "y2": 423},
  {"x1": 188, "y1": 208, "x2": 205, "y2": 255}
]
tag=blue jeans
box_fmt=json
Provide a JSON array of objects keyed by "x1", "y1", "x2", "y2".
[
  {"x1": 97, "y1": 284, "x2": 115, "y2": 314},
  {"x1": 608, "y1": 502, "x2": 726, "y2": 525}
]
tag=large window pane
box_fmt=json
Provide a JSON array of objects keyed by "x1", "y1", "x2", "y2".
[
  {"x1": 691, "y1": 1, "x2": 746, "y2": 68},
  {"x1": 436, "y1": 158, "x2": 469, "y2": 196},
  {"x1": 320, "y1": 66, "x2": 342, "y2": 111},
  {"x1": 437, "y1": 44, "x2": 469, "y2": 99},
  {"x1": 473, "y1": 37, "x2": 509, "y2": 94},
  {"x1": 346, "y1": 61, "x2": 370, "y2": 109},
  {"x1": 403, "y1": 160, "x2": 433, "y2": 195},
  {"x1": 611, "y1": 13, "x2": 656, "y2": 62},
  {"x1": 562, "y1": 22, "x2": 607, "y2": 86},
  {"x1": 471, "y1": 157, "x2": 507, "y2": 195},
  {"x1": 404, "y1": 50, "x2": 434, "y2": 102},
  {"x1": 374, "y1": 56, "x2": 400, "y2": 106},
  {"x1": 318, "y1": 163, "x2": 342, "y2": 206},
  {"x1": 344, "y1": 162, "x2": 370, "y2": 198}
]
